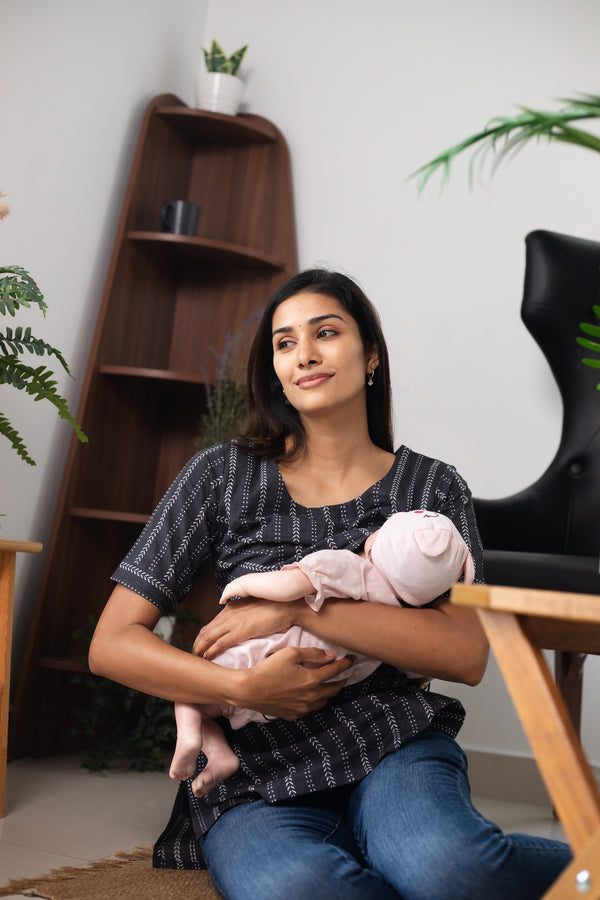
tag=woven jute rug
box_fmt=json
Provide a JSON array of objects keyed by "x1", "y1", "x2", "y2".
[{"x1": 0, "y1": 846, "x2": 223, "y2": 899}]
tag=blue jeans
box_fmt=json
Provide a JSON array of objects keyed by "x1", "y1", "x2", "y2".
[{"x1": 199, "y1": 730, "x2": 571, "y2": 900}]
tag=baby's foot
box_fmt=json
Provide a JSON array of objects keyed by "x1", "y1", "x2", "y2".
[
  {"x1": 190, "y1": 750, "x2": 239, "y2": 797},
  {"x1": 169, "y1": 734, "x2": 203, "y2": 782},
  {"x1": 189, "y1": 719, "x2": 240, "y2": 797}
]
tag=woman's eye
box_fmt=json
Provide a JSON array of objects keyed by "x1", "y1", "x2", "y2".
[
  {"x1": 317, "y1": 328, "x2": 337, "y2": 339},
  {"x1": 276, "y1": 338, "x2": 295, "y2": 350}
]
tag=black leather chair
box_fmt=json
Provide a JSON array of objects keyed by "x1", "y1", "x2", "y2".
[{"x1": 474, "y1": 230, "x2": 600, "y2": 736}]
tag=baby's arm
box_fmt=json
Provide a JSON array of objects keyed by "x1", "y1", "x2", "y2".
[{"x1": 220, "y1": 567, "x2": 314, "y2": 605}]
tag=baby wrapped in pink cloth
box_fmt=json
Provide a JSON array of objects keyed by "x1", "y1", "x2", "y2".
[{"x1": 170, "y1": 510, "x2": 475, "y2": 796}]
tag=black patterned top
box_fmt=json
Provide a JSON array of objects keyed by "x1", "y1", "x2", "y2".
[{"x1": 111, "y1": 441, "x2": 484, "y2": 870}]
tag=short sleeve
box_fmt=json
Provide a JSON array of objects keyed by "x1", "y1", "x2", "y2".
[{"x1": 111, "y1": 446, "x2": 227, "y2": 614}]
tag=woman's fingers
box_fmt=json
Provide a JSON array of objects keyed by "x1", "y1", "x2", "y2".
[
  {"x1": 239, "y1": 647, "x2": 352, "y2": 719},
  {"x1": 193, "y1": 599, "x2": 299, "y2": 659}
]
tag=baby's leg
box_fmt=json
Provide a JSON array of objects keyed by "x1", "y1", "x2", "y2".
[
  {"x1": 220, "y1": 566, "x2": 313, "y2": 605},
  {"x1": 170, "y1": 702, "x2": 205, "y2": 781},
  {"x1": 190, "y1": 717, "x2": 239, "y2": 797}
]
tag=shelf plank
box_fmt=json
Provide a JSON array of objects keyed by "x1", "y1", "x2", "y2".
[
  {"x1": 99, "y1": 365, "x2": 207, "y2": 386},
  {"x1": 155, "y1": 106, "x2": 279, "y2": 143},
  {"x1": 69, "y1": 508, "x2": 150, "y2": 524},
  {"x1": 127, "y1": 231, "x2": 286, "y2": 270}
]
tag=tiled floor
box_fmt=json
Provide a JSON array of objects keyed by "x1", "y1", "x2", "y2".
[{"x1": 0, "y1": 753, "x2": 566, "y2": 898}]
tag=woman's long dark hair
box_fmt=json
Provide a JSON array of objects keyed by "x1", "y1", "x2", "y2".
[{"x1": 240, "y1": 269, "x2": 394, "y2": 459}]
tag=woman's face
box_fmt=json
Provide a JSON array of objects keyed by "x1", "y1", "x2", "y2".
[{"x1": 271, "y1": 291, "x2": 378, "y2": 420}]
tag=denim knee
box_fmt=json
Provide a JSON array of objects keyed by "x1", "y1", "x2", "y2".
[
  {"x1": 348, "y1": 732, "x2": 571, "y2": 900},
  {"x1": 201, "y1": 800, "x2": 401, "y2": 900}
]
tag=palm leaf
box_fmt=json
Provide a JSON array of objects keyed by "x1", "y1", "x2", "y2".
[
  {"x1": 415, "y1": 94, "x2": 600, "y2": 191},
  {"x1": 578, "y1": 308, "x2": 600, "y2": 389}
]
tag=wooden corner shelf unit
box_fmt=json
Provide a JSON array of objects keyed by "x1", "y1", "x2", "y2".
[{"x1": 10, "y1": 94, "x2": 297, "y2": 758}]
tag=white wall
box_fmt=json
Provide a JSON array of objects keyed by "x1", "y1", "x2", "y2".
[
  {"x1": 203, "y1": 0, "x2": 600, "y2": 765},
  {"x1": 2, "y1": 0, "x2": 600, "y2": 766},
  {"x1": 1, "y1": 0, "x2": 208, "y2": 676}
]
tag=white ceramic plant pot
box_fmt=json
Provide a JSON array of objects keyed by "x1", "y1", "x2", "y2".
[{"x1": 195, "y1": 72, "x2": 244, "y2": 115}]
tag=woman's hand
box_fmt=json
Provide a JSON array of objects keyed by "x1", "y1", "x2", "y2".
[
  {"x1": 194, "y1": 597, "x2": 306, "y2": 659},
  {"x1": 231, "y1": 646, "x2": 352, "y2": 720}
]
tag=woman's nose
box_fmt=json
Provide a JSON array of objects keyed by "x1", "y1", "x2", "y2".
[{"x1": 296, "y1": 337, "x2": 320, "y2": 367}]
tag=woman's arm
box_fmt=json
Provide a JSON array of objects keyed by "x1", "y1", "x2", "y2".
[
  {"x1": 195, "y1": 594, "x2": 489, "y2": 686},
  {"x1": 295, "y1": 594, "x2": 489, "y2": 686},
  {"x1": 88, "y1": 584, "x2": 353, "y2": 720}
]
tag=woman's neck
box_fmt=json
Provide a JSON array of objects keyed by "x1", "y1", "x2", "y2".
[{"x1": 278, "y1": 424, "x2": 395, "y2": 508}]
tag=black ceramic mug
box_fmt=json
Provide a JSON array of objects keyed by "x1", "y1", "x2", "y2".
[{"x1": 160, "y1": 200, "x2": 201, "y2": 236}]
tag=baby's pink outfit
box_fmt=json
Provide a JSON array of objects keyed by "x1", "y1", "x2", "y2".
[{"x1": 214, "y1": 510, "x2": 473, "y2": 729}]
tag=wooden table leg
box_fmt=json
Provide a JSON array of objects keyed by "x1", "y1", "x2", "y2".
[
  {"x1": 477, "y1": 608, "x2": 600, "y2": 854},
  {"x1": 543, "y1": 828, "x2": 600, "y2": 899},
  {"x1": 0, "y1": 540, "x2": 43, "y2": 818}
]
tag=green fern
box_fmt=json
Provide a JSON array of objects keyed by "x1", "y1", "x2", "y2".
[
  {"x1": 415, "y1": 93, "x2": 600, "y2": 191},
  {"x1": 1, "y1": 265, "x2": 88, "y2": 465},
  {"x1": 0, "y1": 411, "x2": 35, "y2": 465},
  {"x1": 0, "y1": 265, "x2": 48, "y2": 316}
]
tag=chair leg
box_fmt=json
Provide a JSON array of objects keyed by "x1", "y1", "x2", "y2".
[{"x1": 555, "y1": 651, "x2": 586, "y2": 736}]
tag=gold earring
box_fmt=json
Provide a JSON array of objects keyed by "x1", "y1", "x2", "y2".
[{"x1": 367, "y1": 370, "x2": 375, "y2": 387}]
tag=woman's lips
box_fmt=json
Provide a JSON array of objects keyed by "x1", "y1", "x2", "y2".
[{"x1": 296, "y1": 373, "x2": 332, "y2": 388}]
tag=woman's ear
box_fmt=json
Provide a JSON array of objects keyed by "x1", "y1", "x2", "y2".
[{"x1": 366, "y1": 347, "x2": 379, "y2": 375}]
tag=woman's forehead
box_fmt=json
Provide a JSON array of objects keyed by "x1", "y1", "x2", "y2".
[{"x1": 272, "y1": 292, "x2": 349, "y2": 330}]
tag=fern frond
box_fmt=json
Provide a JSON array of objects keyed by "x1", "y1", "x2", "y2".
[
  {"x1": 415, "y1": 94, "x2": 600, "y2": 191},
  {"x1": 0, "y1": 266, "x2": 47, "y2": 317},
  {"x1": 0, "y1": 411, "x2": 35, "y2": 465},
  {"x1": 0, "y1": 326, "x2": 71, "y2": 372},
  {"x1": 0, "y1": 356, "x2": 88, "y2": 446}
]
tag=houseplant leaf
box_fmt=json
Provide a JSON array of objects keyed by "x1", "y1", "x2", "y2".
[
  {"x1": 414, "y1": 94, "x2": 600, "y2": 190},
  {"x1": 0, "y1": 264, "x2": 88, "y2": 464}
]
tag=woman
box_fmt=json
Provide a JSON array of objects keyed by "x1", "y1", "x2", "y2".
[{"x1": 89, "y1": 269, "x2": 570, "y2": 900}]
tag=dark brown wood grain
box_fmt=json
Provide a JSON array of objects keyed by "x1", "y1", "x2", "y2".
[{"x1": 10, "y1": 95, "x2": 298, "y2": 758}]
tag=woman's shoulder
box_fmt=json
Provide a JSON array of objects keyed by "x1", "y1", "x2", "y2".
[
  {"x1": 186, "y1": 440, "x2": 275, "y2": 487},
  {"x1": 392, "y1": 444, "x2": 468, "y2": 496}
]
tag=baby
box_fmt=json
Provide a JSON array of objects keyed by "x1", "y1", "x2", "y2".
[{"x1": 170, "y1": 510, "x2": 474, "y2": 796}]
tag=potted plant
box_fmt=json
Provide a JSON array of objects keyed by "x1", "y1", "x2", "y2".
[
  {"x1": 195, "y1": 39, "x2": 249, "y2": 116},
  {"x1": 1, "y1": 192, "x2": 87, "y2": 466},
  {"x1": 414, "y1": 93, "x2": 600, "y2": 190}
]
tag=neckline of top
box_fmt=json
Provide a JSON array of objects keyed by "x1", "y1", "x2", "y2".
[{"x1": 270, "y1": 448, "x2": 403, "y2": 512}]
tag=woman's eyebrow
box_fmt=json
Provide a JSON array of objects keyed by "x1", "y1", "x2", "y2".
[{"x1": 272, "y1": 314, "x2": 345, "y2": 337}]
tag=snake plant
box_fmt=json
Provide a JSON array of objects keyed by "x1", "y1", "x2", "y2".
[
  {"x1": 415, "y1": 93, "x2": 600, "y2": 191},
  {"x1": 202, "y1": 39, "x2": 248, "y2": 76}
]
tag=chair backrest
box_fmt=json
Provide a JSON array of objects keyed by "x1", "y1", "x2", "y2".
[{"x1": 474, "y1": 230, "x2": 600, "y2": 556}]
